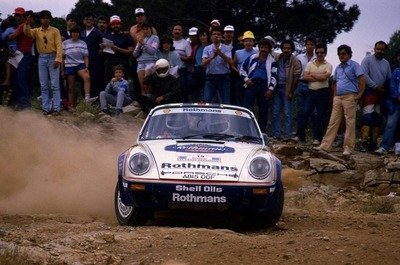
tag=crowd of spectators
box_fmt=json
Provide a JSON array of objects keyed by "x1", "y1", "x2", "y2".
[{"x1": 0, "y1": 6, "x2": 399, "y2": 155}]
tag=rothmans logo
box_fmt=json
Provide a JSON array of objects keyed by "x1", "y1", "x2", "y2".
[
  {"x1": 165, "y1": 144, "x2": 235, "y2": 153},
  {"x1": 161, "y1": 162, "x2": 238, "y2": 172}
]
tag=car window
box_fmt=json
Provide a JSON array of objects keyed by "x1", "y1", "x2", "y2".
[{"x1": 140, "y1": 110, "x2": 261, "y2": 141}]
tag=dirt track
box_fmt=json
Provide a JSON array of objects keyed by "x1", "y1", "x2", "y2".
[{"x1": 0, "y1": 108, "x2": 399, "y2": 265}]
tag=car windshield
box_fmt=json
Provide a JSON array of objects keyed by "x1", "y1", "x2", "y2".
[{"x1": 140, "y1": 108, "x2": 262, "y2": 143}]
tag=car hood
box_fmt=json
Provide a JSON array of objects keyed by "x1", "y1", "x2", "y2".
[{"x1": 144, "y1": 140, "x2": 261, "y2": 182}]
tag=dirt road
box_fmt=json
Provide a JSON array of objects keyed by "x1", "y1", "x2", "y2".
[{"x1": 0, "y1": 109, "x2": 399, "y2": 265}]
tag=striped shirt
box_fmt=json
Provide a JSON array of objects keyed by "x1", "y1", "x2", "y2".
[{"x1": 62, "y1": 39, "x2": 89, "y2": 67}]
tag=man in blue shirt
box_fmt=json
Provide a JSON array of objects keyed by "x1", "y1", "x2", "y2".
[
  {"x1": 201, "y1": 26, "x2": 232, "y2": 104},
  {"x1": 315, "y1": 44, "x2": 365, "y2": 155},
  {"x1": 240, "y1": 38, "x2": 277, "y2": 133}
]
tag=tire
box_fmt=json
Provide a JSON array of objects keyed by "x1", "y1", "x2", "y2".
[
  {"x1": 245, "y1": 184, "x2": 284, "y2": 228},
  {"x1": 114, "y1": 183, "x2": 149, "y2": 226}
]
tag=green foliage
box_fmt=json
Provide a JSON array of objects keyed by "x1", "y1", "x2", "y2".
[
  {"x1": 387, "y1": 29, "x2": 400, "y2": 68},
  {"x1": 69, "y1": 0, "x2": 359, "y2": 45}
]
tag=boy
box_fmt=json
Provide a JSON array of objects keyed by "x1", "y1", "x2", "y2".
[{"x1": 99, "y1": 65, "x2": 132, "y2": 115}]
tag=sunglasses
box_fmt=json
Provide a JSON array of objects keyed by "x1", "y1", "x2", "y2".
[
  {"x1": 338, "y1": 52, "x2": 347, "y2": 56},
  {"x1": 43, "y1": 36, "x2": 48, "y2": 45},
  {"x1": 135, "y1": 13, "x2": 145, "y2": 17},
  {"x1": 315, "y1": 51, "x2": 325, "y2": 55}
]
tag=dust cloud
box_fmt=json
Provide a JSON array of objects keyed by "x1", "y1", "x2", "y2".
[{"x1": 0, "y1": 108, "x2": 139, "y2": 222}]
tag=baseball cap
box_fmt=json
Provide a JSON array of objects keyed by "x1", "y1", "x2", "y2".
[
  {"x1": 135, "y1": 8, "x2": 145, "y2": 15},
  {"x1": 188, "y1": 27, "x2": 198, "y2": 36},
  {"x1": 210, "y1": 19, "x2": 220, "y2": 26},
  {"x1": 224, "y1": 25, "x2": 234, "y2": 32},
  {"x1": 110, "y1": 15, "x2": 121, "y2": 24},
  {"x1": 14, "y1": 7, "x2": 26, "y2": 15}
]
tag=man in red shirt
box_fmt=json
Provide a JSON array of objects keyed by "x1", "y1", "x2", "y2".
[{"x1": 7, "y1": 7, "x2": 34, "y2": 109}]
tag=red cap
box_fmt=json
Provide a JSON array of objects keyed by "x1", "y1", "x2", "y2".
[{"x1": 14, "y1": 7, "x2": 26, "y2": 15}]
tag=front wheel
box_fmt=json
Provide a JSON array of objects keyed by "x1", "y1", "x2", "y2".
[
  {"x1": 245, "y1": 184, "x2": 284, "y2": 228},
  {"x1": 114, "y1": 183, "x2": 149, "y2": 226}
]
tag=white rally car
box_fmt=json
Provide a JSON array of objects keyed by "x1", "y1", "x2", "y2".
[{"x1": 115, "y1": 103, "x2": 283, "y2": 227}]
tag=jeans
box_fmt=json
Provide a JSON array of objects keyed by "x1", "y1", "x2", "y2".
[
  {"x1": 179, "y1": 67, "x2": 190, "y2": 103},
  {"x1": 380, "y1": 104, "x2": 400, "y2": 150},
  {"x1": 13, "y1": 53, "x2": 33, "y2": 108},
  {"x1": 295, "y1": 82, "x2": 309, "y2": 131},
  {"x1": 100, "y1": 91, "x2": 132, "y2": 111},
  {"x1": 204, "y1": 74, "x2": 230, "y2": 104},
  {"x1": 297, "y1": 87, "x2": 330, "y2": 141},
  {"x1": 38, "y1": 53, "x2": 61, "y2": 112},
  {"x1": 243, "y1": 80, "x2": 269, "y2": 133},
  {"x1": 272, "y1": 84, "x2": 292, "y2": 139}
]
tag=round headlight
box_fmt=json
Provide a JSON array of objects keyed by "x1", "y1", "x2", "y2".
[
  {"x1": 128, "y1": 153, "x2": 150, "y2": 175},
  {"x1": 249, "y1": 157, "x2": 270, "y2": 179}
]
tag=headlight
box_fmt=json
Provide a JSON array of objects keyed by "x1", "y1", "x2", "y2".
[
  {"x1": 128, "y1": 153, "x2": 150, "y2": 175},
  {"x1": 248, "y1": 157, "x2": 270, "y2": 180}
]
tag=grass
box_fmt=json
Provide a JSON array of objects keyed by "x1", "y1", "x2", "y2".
[
  {"x1": 0, "y1": 248, "x2": 31, "y2": 265},
  {"x1": 361, "y1": 197, "x2": 396, "y2": 214}
]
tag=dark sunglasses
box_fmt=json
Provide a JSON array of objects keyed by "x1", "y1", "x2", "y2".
[
  {"x1": 338, "y1": 52, "x2": 347, "y2": 56},
  {"x1": 135, "y1": 13, "x2": 145, "y2": 17},
  {"x1": 43, "y1": 36, "x2": 48, "y2": 44}
]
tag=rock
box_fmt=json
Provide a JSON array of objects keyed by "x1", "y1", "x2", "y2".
[
  {"x1": 79, "y1": 111, "x2": 95, "y2": 120},
  {"x1": 386, "y1": 161, "x2": 400, "y2": 172},
  {"x1": 393, "y1": 172, "x2": 400, "y2": 183},
  {"x1": 273, "y1": 144, "x2": 303, "y2": 156},
  {"x1": 309, "y1": 158, "x2": 347, "y2": 173},
  {"x1": 122, "y1": 104, "x2": 141, "y2": 116},
  {"x1": 364, "y1": 170, "x2": 380, "y2": 187},
  {"x1": 312, "y1": 171, "x2": 362, "y2": 187}
]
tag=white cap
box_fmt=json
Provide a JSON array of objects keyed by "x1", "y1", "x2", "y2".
[
  {"x1": 224, "y1": 25, "x2": 234, "y2": 32},
  {"x1": 210, "y1": 19, "x2": 220, "y2": 26},
  {"x1": 110, "y1": 15, "x2": 121, "y2": 24},
  {"x1": 264, "y1": 35, "x2": 276, "y2": 45},
  {"x1": 188, "y1": 27, "x2": 198, "y2": 36},
  {"x1": 135, "y1": 8, "x2": 145, "y2": 15}
]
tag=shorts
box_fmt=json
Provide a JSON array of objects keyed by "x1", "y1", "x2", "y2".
[
  {"x1": 64, "y1": 63, "x2": 86, "y2": 75},
  {"x1": 137, "y1": 62, "x2": 155, "y2": 72}
]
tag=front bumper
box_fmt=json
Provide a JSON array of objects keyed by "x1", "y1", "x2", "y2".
[{"x1": 119, "y1": 178, "x2": 282, "y2": 213}]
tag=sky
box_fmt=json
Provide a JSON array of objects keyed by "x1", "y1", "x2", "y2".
[{"x1": 1, "y1": 0, "x2": 399, "y2": 66}]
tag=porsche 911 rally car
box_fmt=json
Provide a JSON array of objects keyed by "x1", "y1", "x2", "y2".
[{"x1": 115, "y1": 103, "x2": 283, "y2": 227}]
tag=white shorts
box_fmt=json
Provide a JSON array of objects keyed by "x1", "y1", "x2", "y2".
[{"x1": 137, "y1": 62, "x2": 155, "y2": 72}]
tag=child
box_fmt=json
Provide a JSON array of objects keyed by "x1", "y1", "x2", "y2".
[{"x1": 99, "y1": 65, "x2": 132, "y2": 115}]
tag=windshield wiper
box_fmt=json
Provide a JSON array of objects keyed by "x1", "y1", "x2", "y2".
[
  {"x1": 234, "y1": 135, "x2": 262, "y2": 143},
  {"x1": 183, "y1": 133, "x2": 235, "y2": 140}
]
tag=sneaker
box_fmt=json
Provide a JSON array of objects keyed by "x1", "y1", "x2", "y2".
[
  {"x1": 342, "y1": 147, "x2": 352, "y2": 156},
  {"x1": 42, "y1": 110, "x2": 50, "y2": 116},
  {"x1": 313, "y1": 146, "x2": 325, "y2": 152},
  {"x1": 312, "y1": 139, "x2": 320, "y2": 145},
  {"x1": 115, "y1": 109, "x2": 123, "y2": 116},
  {"x1": 291, "y1": 136, "x2": 300, "y2": 142},
  {"x1": 359, "y1": 141, "x2": 368, "y2": 152},
  {"x1": 51, "y1": 111, "x2": 61, "y2": 116},
  {"x1": 85, "y1": 96, "x2": 98, "y2": 105},
  {"x1": 132, "y1": 101, "x2": 141, "y2": 107},
  {"x1": 99, "y1": 109, "x2": 111, "y2": 116},
  {"x1": 374, "y1": 147, "x2": 388, "y2": 155}
]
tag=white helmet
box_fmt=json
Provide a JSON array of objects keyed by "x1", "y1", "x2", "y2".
[{"x1": 155, "y1": 59, "x2": 170, "y2": 78}]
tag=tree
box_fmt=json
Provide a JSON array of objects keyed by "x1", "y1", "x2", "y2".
[
  {"x1": 387, "y1": 29, "x2": 400, "y2": 68},
  {"x1": 70, "y1": 0, "x2": 360, "y2": 45}
]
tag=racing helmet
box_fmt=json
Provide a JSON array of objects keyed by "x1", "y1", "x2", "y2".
[
  {"x1": 207, "y1": 116, "x2": 230, "y2": 134},
  {"x1": 155, "y1": 59, "x2": 170, "y2": 78}
]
